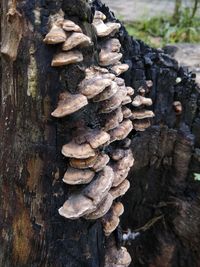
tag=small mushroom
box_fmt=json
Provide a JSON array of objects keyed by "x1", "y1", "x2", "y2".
[
  {"x1": 138, "y1": 86, "x2": 146, "y2": 95},
  {"x1": 79, "y1": 77, "x2": 113, "y2": 99},
  {"x1": 58, "y1": 194, "x2": 96, "y2": 219},
  {"x1": 146, "y1": 80, "x2": 153, "y2": 87},
  {"x1": 111, "y1": 63, "x2": 129, "y2": 76},
  {"x1": 43, "y1": 24, "x2": 67, "y2": 44},
  {"x1": 62, "y1": 140, "x2": 95, "y2": 159},
  {"x1": 116, "y1": 149, "x2": 134, "y2": 170},
  {"x1": 51, "y1": 92, "x2": 88, "y2": 118},
  {"x1": 102, "y1": 212, "x2": 120, "y2": 236},
  {"x1": 92, "y1": 153, "x2": 110, "y2": 172},
  {"x1": 173, "y1": 101, "x2": 182, "y2": 114},
  {"x1": 62, "y1": 32, "x2": 92, "y2": 51},
  {"x1": 93, "y1": 81, "x2": 119, "y2": 102},
  {"x1": 69, "y1": 154, "x2": 99, "y2": 169},
  {"x1": 84, "y1": 193, "x2": 113, "y2": 220},
  {"x1": 132, "y1": 119, "x2": 151, "y2": 131},
  {"x1": 62, "y1": 19, "x2": 82, "y2": 32},
  {"x1": 131, "y1": 110, "x2": 155, "y2": 120},
  {"x1": 115, "y1": 77, "x2": 125, "y2": 86},
  {"x1": 132, "y1": 95, "x2": 153, "y2": 107},
  {"x1": 51, "y1": 50, "x2": 83, "y2": 66},
  {"x1": 109, "y1": 120, "x2": 133, "y2": 143},
  {"x1": 122, "y1": 96, "x2": 132, "y2": 105},
  {"x1": 120, "y1": 138, "x2": 132, "y2": 149},
  {"x1": 101, "y1": 39, "x2": 121, "y2": 53},
  {"x1": 93, "y1": 11, "x2": 107, "y2": 21},
  {"x1": 103, "y1": 107, "x2": 124, "y2": 131},
  {"x1": 86, "y1": 129, "x2": 110, "y2": 149},
  {"x1": 122, "y1": 107, "x2": 132, "y2": 119},
  {"x1": 126, "y1": 86, "x2": 135, "y2": 96},
  {"x1": 112, "y1": 202, "x2": 124, "y2": 217},
  {"x1": 63, "y1": 167, "x2": 95, "y2": 185},
  {"x1": 111, "y1": 166, "x2": 130, "y2": 187},
  {"x1": 99, "y1": 49, "x2": 122, "y2": 67},
  {"x1": 83, "y1": 166, "x2": 114, "y2": 205},
  {"x1": 110, "y1": 149, "x2": 126, "y2": 161},
  {"x1": 100, "y1": 89, "x2": 127, "y2": 113},
  {"x1": 109, "y1": 179, "x2": 130, "y2": 200},
  {"x1": 105, "y1": 245, "x2": 132, "y2": 267}
]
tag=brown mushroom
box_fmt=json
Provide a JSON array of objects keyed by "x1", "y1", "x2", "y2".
[
  {"x1": 62, "y1": 19, "x2": 82, "y2": 32},
  {"x1": 109, "y1": 119, "x2": 133, "y2": 143},
  {"x1": 100, "y1": 89, "x2": 127, "y2": 113},
  {"x1": 62, "y1": 32, "x2": 92, "y2": 51},
  {"x1": 93, "y1": 11, "x2": 107, "y2": 21},
  {"x1": 86, "y1": 129, "x2": 110, "y2": 149},
  {"x1": 99, "y1": 49, "x2": 123, "y2": 67},
  {"x1": 51, "y1": 50, "x2": 83, "y2": 66},
  {"x1": 115, "y1": 77, "x2": 125, "y2": 86},
  {"x1": 132, "y1": 95, "x2": 153, "y2": 107},
  {"x1": 102, "y1": 38, "x2": 121, "y2": 53},
  {"x1": 131, "y1": 110, "x2": 155, "y2": 120},
  {"x1": 109, "y1": 179, "x2": 130, "y2": 200},
  {"x1": 173, "y1": 101, "x2": 182, "y2": 114},
  {"x1": 116, "y1": 149, "x2": 134, "y2": 170},
  {"x1": 93, "y1": 81, "x2": 119, "y2": 102},
  {"x1": 122, "y1": 96, "x2": 132, "y2": 105},
  {"x1": 132, "y1": 119, "x2": 151, "y2": 131},
  {"x1": 92, "y1": 153, "x2": 110, "y2": 172},
  {"x1": 103, "y1": 107, "x2": 124, "y2": 131},
  {"x1": 62, "y1": 140, "x2": 95, "y2": 159},
  {"x1": 84, "y1": 193, "x2": 113, "y2": 220},
  {"x1": 111, "y1": 165, "x2": 130, "y2": 187},
  {"x1": 69, "y1": 154, "x2": 99, "y2": 169},
  {"x1": 122, "y1": 107, "x2": 132, "y2": 119},
  {"x1": 105, "y1": 245, "x2": 132, "y2": 267},
  {"x1": 110, "y1": 149, "x2": 126, "y2": 161},
  {"x1": 102, "y1": 213, "x2": 120, "y2": 236},
  {"x1": 43, "y1": 24, "x2": 67, "y2": 44},
  {"x1": 58, "y1": 194, "x2": 96, "y2": 219},
  {"x1": 126, "y1": 86, "x2": 134, "y2": 96},
  {"x1": 51, "y1": 92, "x2": 88, "y2": 118},
  {"x1": 63, "y1": 167, "x2": 95, "y2": 185},
  {"x1": 111, "y1": 63, "x2": 129, "y2": 76},
  {"x1": 83, "y1": 166, "x2": 114, "y2": 205},
  {"x1": 112, "y1": 202, "x2": 124, "y2": 217}
]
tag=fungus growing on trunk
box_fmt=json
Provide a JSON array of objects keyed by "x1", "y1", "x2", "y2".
[
  {"x1": 62, "y1": 19, "x2": 83, "y2": 33},
  {"x1": 63, "y1": 167, "x2": 95, "y2": 185},
  {"x1": 109, "y1": 179, "x2": 130, "y2": 200},
  {"x1": 43, "y1": 24, "x2": 67, "y2": 44},
  {"x1": 51, "y1": 50, "x2": 83, "y2": 66},
  {"x1": 62, "y1": 141, "x2": 95, "y2": 159},
  {"x1": 132, "y1": 95, "x2": 153, "y2": 107},
  {"x1": 62, "y1": 32, "x2": 92, "y2": 51}
]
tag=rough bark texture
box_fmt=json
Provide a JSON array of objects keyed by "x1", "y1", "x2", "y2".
[{"x1": 0, "y1": 1, "x2": 200, "y2": 267}]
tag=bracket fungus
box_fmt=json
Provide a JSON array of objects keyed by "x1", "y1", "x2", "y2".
[
  {"x1": 69, "y1": 154, "x2": 99, "y2": 169},
  {"x1": 111, "y1": 63, "x2": 129, "y2": 76},
  {"x1": 132, "y1": 95, "x2": 153, "y2": 107},
  {"x1": 62, "y1": 19, "x2": 83, "y2": 33},
  {"x1": 51, "y1": 92, "x2": 88, "y2": 118},
  {"x1": 110, "y1": 179, "x2": 130, "y2": 200},
  {"x1": 131, "y1": 110, "x2": 155, "y2": 120},
  {"x1": 63, "y1": 167, "x2": 95, "y2": 185},
  {"x1": 51, "y1": 50, "x2": 83, "y2": 66},
  {"x1": 62, "y1": 140, "x2": 95, "y2": 159},
  {"x1": 43, "y1": 24, "x2": 67, "y2": 44},
  {"x1": 62, "y1": 32, "x2": 92, "y2": 51},
  {"x1": 109, "y1": 120, "x2": 133, "y2": 143},
  {"x1": 102, "y1": 107, "x2": 124, "y2": 131},
  {"x1": 105, "y1": 245, "x2": 132, "y2": 267},
  {"x1": 93, "y1": 81, "x2": 119, "y2": 102}
]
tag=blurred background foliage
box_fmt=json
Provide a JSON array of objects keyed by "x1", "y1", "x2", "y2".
[{"x1": 125, "y1": 0, "x2": 200, "y2": 47}]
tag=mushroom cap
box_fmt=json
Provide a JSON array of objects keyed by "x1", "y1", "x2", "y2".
[
  {"x1": 93, "y1": 11, "x2": 107, "y2": 21},
  {"x1": 105, "y1": 246, "x2": 132, "y2": 267},
  {"x1": 103, "y1": 107, "x2": 124, "y2": 131},
  {"x1": 62, "y1": 19, "x2": 82, "y2": 32},
  {"x1": 86, "y1": 129, "x2": 111, "y2": 149},
  {"x1": 116, "y1": 149, "x2": 134, "y2": 170},
  {"x1": 111, "y1": 165, "x2": 130, "y2": 187},
  {"x1": 131, "y1": 110, "x2": 155, "y2": 120},
  {"x1": 109, "y1": 179, "x2": 130, "y2": 200},
  {"x1": 109, "y1": 119, "x2": 133, "y2": 143},
  {"x1": 92, "y1": 153, "x2": 110, "y2": 172},
  {"x1": 110, "y1": 149, "x2": 126, "y2": 161},
  {"x1": 173, "y1": 101, "x2": 182, "y2": 114},
  {"x1": 100, "y1": 89, "x2": 127, "y2": 114},
  {"x1": 121, "y1": 138, "x2": 132, "y2": 149},
  {"x1": 79, "y1": 77, "x2": 113, "y2": 99},
  {"x1": 132, "y1": 95, "x2": 153, "y2": 107},
  {"x1": 126, "y1": 86, "x2": 134, "y2": 96},
  {"x1": 115, "y1": 78, "x2": 125, "y2": 86},
  {"x1": 146, "y1": 80, "x2": 153, "y2": 87},
  {"x1": 69, "y1": 154, "x2": 99, "y2": 169},
  {"x1": 83, "y1": 166, "x2": 114, "y2": 205},
  {"x1": 102, "y1": 213, "x2": 120, "y2": 236},
  {"x1": 43, "y1": 24, "x2": 67, "y2": 44},
  {"x1": 111, "y1": 63, "x2": 129, "y2": 76},
  {"x1": 112, "y1": 202, "x2": 124, "y2": 216},
  {"x1": 84, "y1": 193, "x2": 113, "y2": 220},
  {"x1": 132, "y1": 119, "x2": 151, "y2": 131},
  {"x1": 122, "y1": 96, "x2": 132, "y2": 105},
  {"x1": 93, "y1": 81, "x2": 118, "y2": 102},
  {"x1": 51, "y1": 51, "x2": 83, "y2": 66},
  {"x1": 51, "y1": 92, "x2": 88, "y2": 118},
  {"x1": 99, "y1": 50, "x2": 123, "y2": 67},
  {"x1": 62, "y1": 32, "x2": 92, "y2": 51},
  {"x1": 63, "y1": 167, "x2": 95, "y2": 185},
  {"x1": 93, "y1": 20, "x2": 121, "y2": 37},
  {"x1": 122, "y1": 107, "x2": 132, "y2": 119},
  {"x1": 62, "y1": 140, "x2": 95, "y2": 159},
  {"x1": 102, "y1": 38, "x2": 121, "y2": 53},
  {"x1": 58, "y1": 194, "x2": 96, "y2": 219}
]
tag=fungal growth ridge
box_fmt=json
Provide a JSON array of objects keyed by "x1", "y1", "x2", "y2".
[{"x1": 44, "y1": 9, "x2": 155, "y2": 267}]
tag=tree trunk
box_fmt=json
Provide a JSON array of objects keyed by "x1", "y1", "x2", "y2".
[{"x1": 1, "y1": 1, "x2": 200, "y2": 267}]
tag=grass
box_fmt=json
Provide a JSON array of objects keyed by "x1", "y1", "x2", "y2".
[{"x1": 125, "y1": 8, "x2": 200, "y2": 48}]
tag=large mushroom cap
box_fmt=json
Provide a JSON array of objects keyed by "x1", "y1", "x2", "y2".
[
  {"x1": 99, "y1": 50, "x2": 123, "y2": 67},
  {"x1": 109, "y1": 179, "x2": 130, "y2": 200},
  {"x1": 92, "y1": 19, "x2": 121, "y2": 38},
  {"x1": 62, "y1": 140, "x2": 95, "y2": 159},
  {"x1": 131, "y1": 110, "x2": 155, "y2": 120},
  {"x1": 62, "y1": 32, "x2": 92, "y2": 51},
  {"x1": 109, "y1": 119, "x2": 133, "y2": 143},
  {"x1": 51, "y1": 92, "x2": 88, "y2": 118},
  {"x1": 62, "y1": 19, "x2": 82, "y2": 32},
  {"x1": 51, "y1": 50, "x2": 83, "y2": 66},
  {"x1": 63, "y1": 167, "x2": 95, "y2": 185},
  {"x1": 69, "y1": 154, "x2": 99, "y2": 169},
  {"x1": 93, "y1": 81, "x2": 118, "y2": 102},
  {"x1": 84, "y1": 193, "x2": 113, "y2": 220},
  {"x1": 58, "y1": 194, "x2": 96, "y2": 219},
  {"x1": 86, "y1": 129, "x2": 110, "y2": 149},
  {"x1": 103, "y1": 108, "x2": 124, "y2": 131},
  {"x1": 79, "y1": 77, "x2": 113, "y2": 99},
  {"x1": 132, "y1": 95, "x2": 153, "y2": 107},
  {"x1": 83, "y1": 166, "x2": 114, "y2": 205},
  {"x1": 43, "y1": 24, "x2": 67, "y2": 44}
]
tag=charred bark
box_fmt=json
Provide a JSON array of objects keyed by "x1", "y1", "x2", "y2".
[{"x1": 0, "y1": 0, "x2": 200, "y2": 267}]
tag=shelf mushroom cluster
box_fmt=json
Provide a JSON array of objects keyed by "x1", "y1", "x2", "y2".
[{"x1": 44, "y1": 10, "x2": 155, "y2": 267}]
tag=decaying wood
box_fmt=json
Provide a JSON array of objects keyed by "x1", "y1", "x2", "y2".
[{"x1": 1, "y1": 0, "x2": 200, "y2": 267}]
